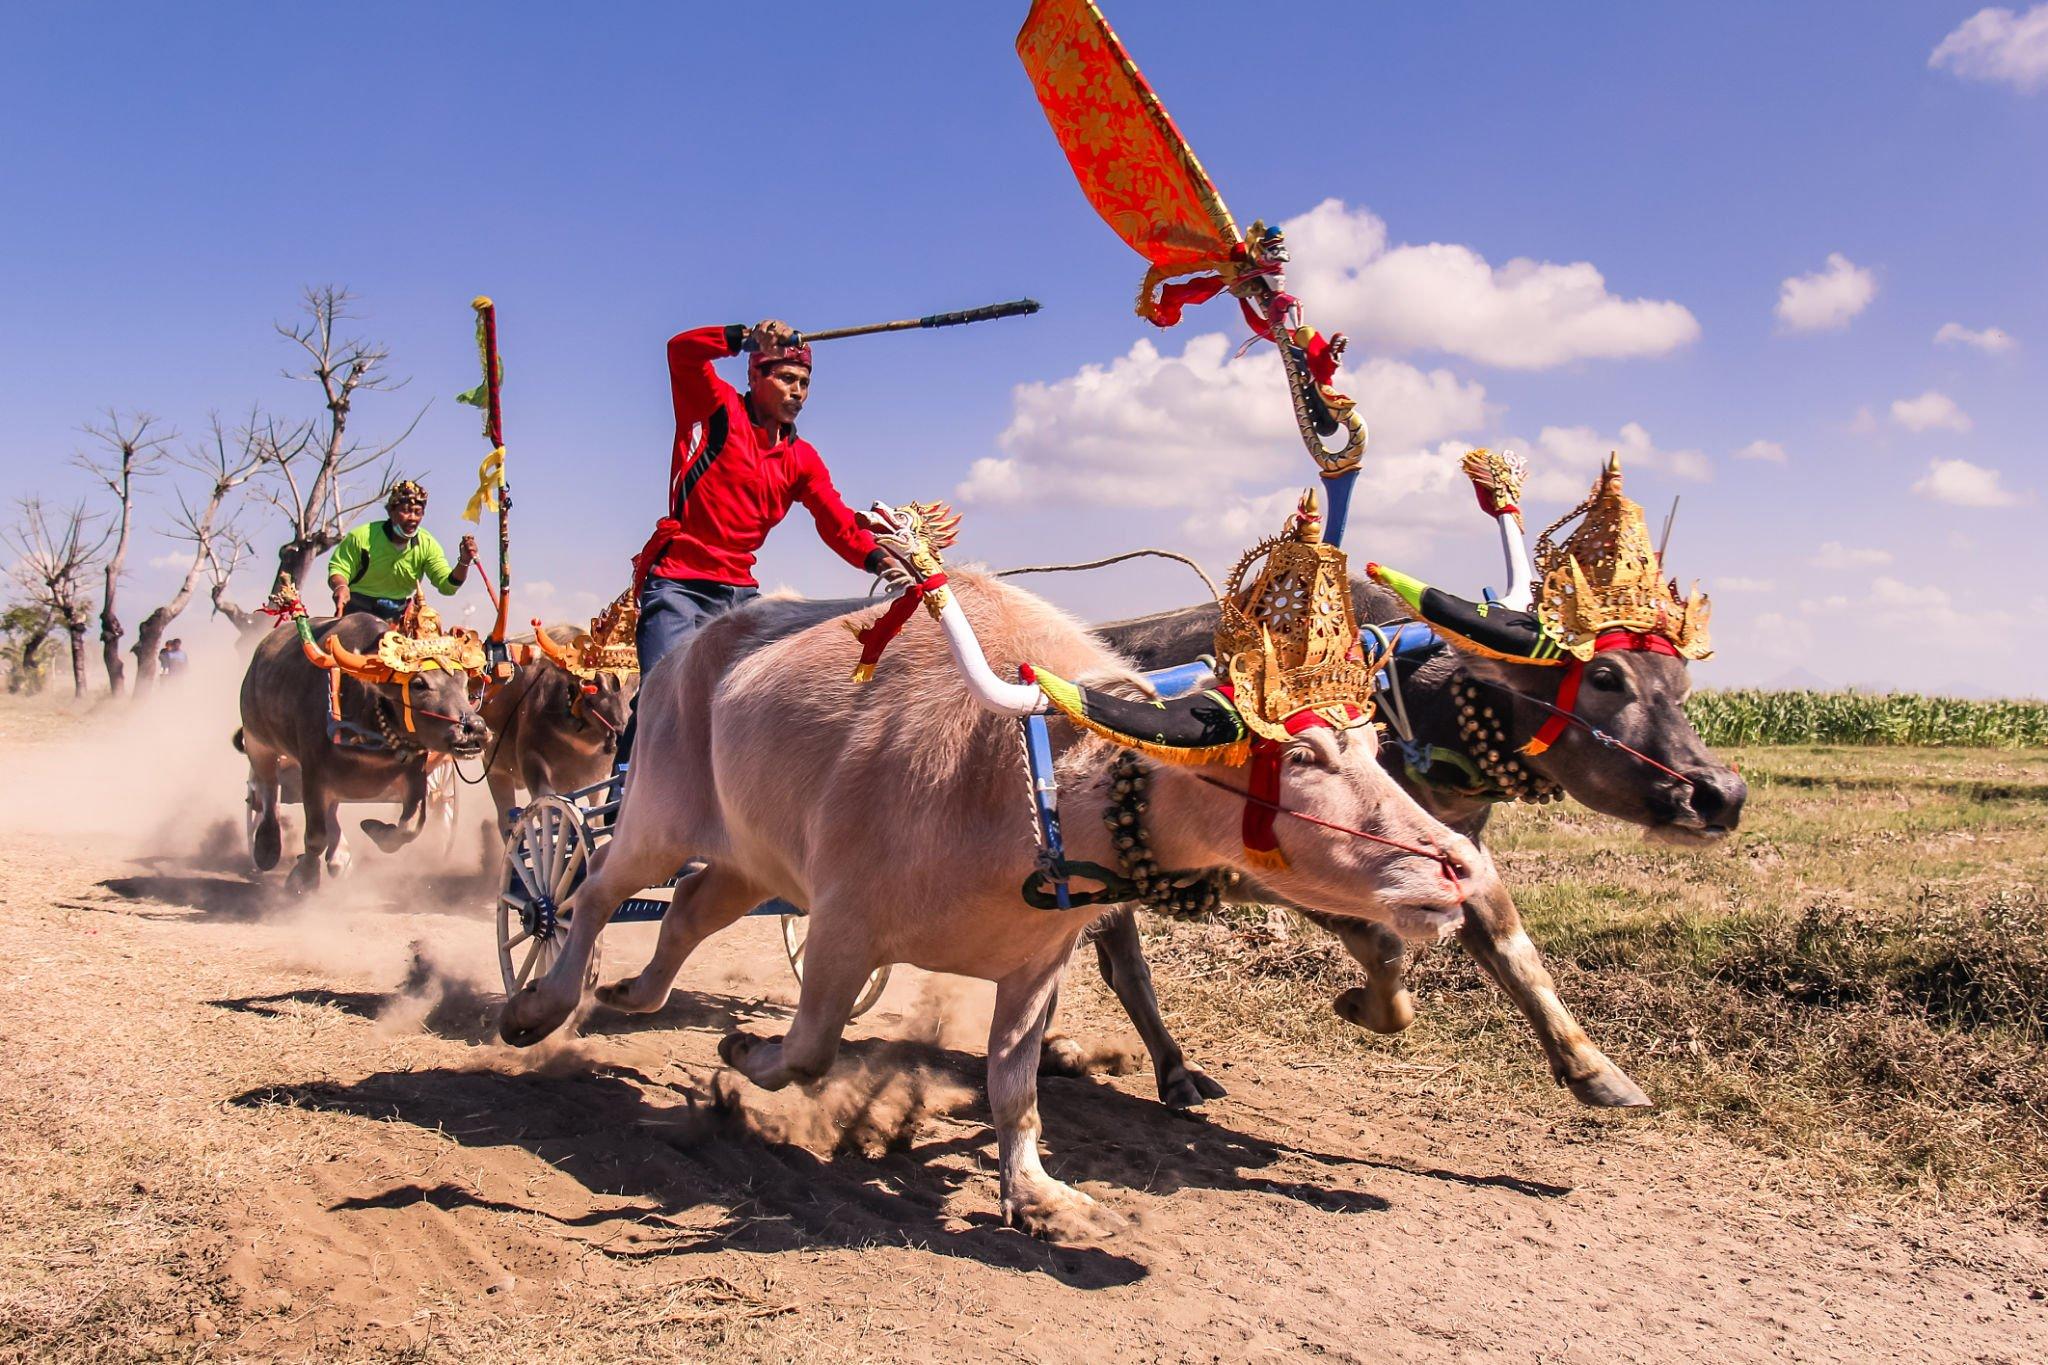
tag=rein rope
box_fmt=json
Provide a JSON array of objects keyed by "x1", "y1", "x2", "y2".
[
  {"x1": 1175, "y1": 767, "x2": 1466, "y2": 893},
  {"x1": 994, "y1": 548, "x2": 1219, "y2": 602},
  {"x1": 1466, "y1": 632, "x2": 1697, "y2": 787}
]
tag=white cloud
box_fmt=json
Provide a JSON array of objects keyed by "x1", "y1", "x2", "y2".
[
  {"x1": 1935, "y1": 321, "x2": 2017, "y2": 353},
  {"x1": 1889, "y1": 390, "x2": 1973, "y2": 433},
  {"x1": 1911, "y1": 457, "x2": 2031, "y2": 508},
  {"x1": 1869, "y1": 576, "x2": 2016, "y2": 648},
  {"x1": 1734, "y1": 439, "x2": 1787, "y2": 463},
  {"x1": 1930, "y1": 5, "x2": 2048, "y2": 92},
  {"x1": 1848, "y1": 406, "x2": 1880, "y2": 435},
  {"x1": 960, "y1": 333, "x2": 1488, "y2": 508},
  {"x1": 1775, "y1": 253, "x2": 1877, "y2": 332},
  {"x1": 1181, "y1": 441, "x2": 1485, "y2": 563},
  {"x1": 1810, "y1": 541, "x2": 1894, "y2": 570},
  {"x1": 1278, "y1": 199, "x2": 1700, "y2": 370},
  {"x1": 1522, "y1": 422, "x2": 1710, "y2": 500}
]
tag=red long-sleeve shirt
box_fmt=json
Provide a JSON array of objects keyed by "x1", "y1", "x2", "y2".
[{"x1": 634, "y1": 324, "x2": 877, "y2": 588}]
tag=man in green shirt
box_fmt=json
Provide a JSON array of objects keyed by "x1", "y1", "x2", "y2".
[{"x1": 326, "y1": 480, "x2": 479, "y2": 621}]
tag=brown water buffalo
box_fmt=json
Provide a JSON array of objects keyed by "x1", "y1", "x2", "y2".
[
  {"x1": 498, "y1": 563, "x2": 1492, "y2": 1241},
  {"x1": 479, "y1": 625, "x2": 635, "y2": 837},
  {"x1": 1078, "y1": 573, "x2": 1747, "y2": 1110},
  {"x1": 237, "y1": 611, "x2": 488, "y2": 893}
]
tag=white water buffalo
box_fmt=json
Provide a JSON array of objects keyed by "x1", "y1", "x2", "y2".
[
  {"x1": 237, "y1": 608, "x2": 488, "y2": 892},
  {"x1": 499, "y1": 534, "x2": 1491, "y2": 1240}
]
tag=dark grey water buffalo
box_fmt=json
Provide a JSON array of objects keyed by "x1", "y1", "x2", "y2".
[
  {"x1": 479, "y1": 625, "x2": 635, "y2": 837},
  {"x1": 237, "y1": 610, "x2": 488, "y2": 892},
  {"x1": 1076, "y1": 573, "x2": 1746, "y2": 1109}
]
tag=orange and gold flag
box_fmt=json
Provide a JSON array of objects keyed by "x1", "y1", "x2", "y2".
[{"x1": 1017, "y1": 0, "x2": 1242, "y2": 288}]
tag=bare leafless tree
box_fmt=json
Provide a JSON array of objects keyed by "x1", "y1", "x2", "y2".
[
  {"x1": 205, "y1": 529, "x2": 261, "y2": 636},
  {"x1": 258, "y1": 286, "x2": 424, "y2": 590},
  {"x1": 5, "y1": 498, "x2": 111, "y2": 698},
  {"x1": 74, "y1": 411, "x2": 174, "y2": 695},
  {"x1": 129, "y1": 410, "x2": 270, "y2": 695}
]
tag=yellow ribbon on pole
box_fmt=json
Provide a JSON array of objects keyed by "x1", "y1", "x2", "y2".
[{"x1": 462, "y1": 446, "x2": 506, "y2": 523}]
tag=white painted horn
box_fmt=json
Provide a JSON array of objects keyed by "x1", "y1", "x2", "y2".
[
  {"x1": 1493, "y1": 508, "x2": 1534, "y2": 611},
  {"x1": 928, "y1": 593, "x2": 1048, "y2": 718}
]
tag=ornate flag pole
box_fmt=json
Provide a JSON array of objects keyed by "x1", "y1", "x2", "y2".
[
  {"x1": 459, "y1": 296, "x2": 511, "y2": 655},
  {"x1": 1016, "y1": 0, "x2": 1368, "y2": 543}
]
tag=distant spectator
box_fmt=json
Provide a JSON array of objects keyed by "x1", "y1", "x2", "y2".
[{"x1": 158, "y1": 638, "x2": 188, "y2": 678}]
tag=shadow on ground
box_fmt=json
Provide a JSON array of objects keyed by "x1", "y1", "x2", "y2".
[{"x1": 223, "y1": 1003, "x2": 1573, "y2": 1287}]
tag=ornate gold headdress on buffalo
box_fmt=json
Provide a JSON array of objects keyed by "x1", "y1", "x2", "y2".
[
  {"x1": 375, "y1": 595, "x2": 488, "y2": 675},
  {"x1": 1214, "y1": 489, "x2": 1378, "y2": 741},
  {"x1": 529, "y1": 589, "x2": 640, "y2": 682},
  {"x1": 1532, "y1": 455, "x2": 1711, "y2": 660}
]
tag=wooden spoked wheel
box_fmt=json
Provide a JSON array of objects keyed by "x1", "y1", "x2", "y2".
[
  {"x1": 424, "y1": 759, "x2": 461, "y2": 856},
  {"x1": 780, "y1": 912, "x2": 892, "y2": 1019},
  {"x1": 498, "y1": 795, "x2": 599, "y2": 998}
]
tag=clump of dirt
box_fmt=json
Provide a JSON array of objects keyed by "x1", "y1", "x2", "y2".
[{"x1": 709, "y1": 1041, "x2": 974, "y2": 1159}]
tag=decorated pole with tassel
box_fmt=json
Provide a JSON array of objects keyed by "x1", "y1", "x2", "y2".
[{"x1": 459, "y1": 296, "x2": 511, "y2": 653}]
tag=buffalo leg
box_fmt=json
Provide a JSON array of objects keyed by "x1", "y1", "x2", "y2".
[
  {"x1": 361, "y1": 766, "x2": 426, "y2": 854},
  {"x1": 499, "y1": 811, "x2": 684, "y2": 1046},
  {"x1": 993, "y1": 942, "x2": 1125, "y2": 1242},
  {"x1": 1457, "y1": 881, "x2": 1651, "y2": 1108},
  {"x1": 1320, "y1": 919, "x2": 1420, "y2": 1035},
  {"x1": 288, "y1": 772, "x2": 342, "y2": 893},
  {"x1": 1058, "y1": 905, "x2": 1226, "y2": 1107},
  {"x1": 717, "y1": 906, "x2": 875, "y2": 1088},
  {"x1": 246, "y1": 746, "x2": 284, "y2": 874},
  {"x1": 485, "y1": 766, "x2": 518, "y2": 842},
  {"x1": 597, "y1": 861, "x2": 764, "y2": 1013}
]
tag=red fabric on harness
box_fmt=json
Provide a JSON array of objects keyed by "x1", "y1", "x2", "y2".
[
  {"x1": 852, "y1": 573, "x2": 947, "y2": 679},
  {"x1": 1520, "y1": 631, "x2": 1678, "y2": 757},
  {"x1": 1215, "y1": 687, "x2": 1354, "y2": 868}
]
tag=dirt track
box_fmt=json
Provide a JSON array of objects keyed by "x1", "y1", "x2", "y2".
[{"x1": 6, "y1": 806, "x2": 2048, "y2": 1363}]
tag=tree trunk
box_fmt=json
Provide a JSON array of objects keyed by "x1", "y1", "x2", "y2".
[
  {"x1": 10, "y1": 627, "x2": 51, "y2": 695},
  {"x1": 130, "y1": 612, "x2": 169, "y2": 699},
  {"x1": 67, "y1": 624, "x2": 90, "y2": 698},
  {"x1": 100, "y1": 605, "x2": 126, "y2": 696}
]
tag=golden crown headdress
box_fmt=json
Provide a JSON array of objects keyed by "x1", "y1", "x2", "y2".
[
  {"x1": 531, "y1": 588, "x2": 641, "y2": 681},
  {"x1": 1214, "y1": 489, "x2": 1378, "y2": 741},
  {"x1": 376, "y1": 596, "x2": 487, "y2": 675},
  {"x1": 1532, "y1": 455, "x2": 1711, "y2": 660}
]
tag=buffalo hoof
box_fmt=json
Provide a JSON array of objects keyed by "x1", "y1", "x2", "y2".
[
  {"x1": 285, "y1": 858, "x2": 320, "y2": 896},
  {"x1": 251, "y1": 821, "x2": 281, "y2": 873},
  {"x1": 1333, "y1": 985, "x2": 1416, "y2": 1035},
  {"x1": 1039, "y1": 1033, "x2": 1090, "y2": 1077},
  {"x1": 1003, "y1": 1178, "x2": 1126, "y2": 1244},
  {"x1": 1566, "y1": 1065, "x2": 1653, "y2": 1110},
  {"x1": 359, "y1": 819, "x2": 410, "y2": 854},
  {"x1": 1157, "y1": 1061, "x2": 1227, "y2": 1109},
  {"x1": 498, "y1": 984, "x2": 571, "y2": 1048},
  {"x1": 595, "y1": 974, "x2": 668, "y2": 1014}
]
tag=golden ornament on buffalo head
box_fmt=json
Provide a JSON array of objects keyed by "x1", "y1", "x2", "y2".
[
  {"x1": 1532, "y1": 454, "x2": 1712, "y2": 660},
  {"x1": 1214, "y1": 488, "x2": 1378, "y2": 742},
  {"x1": 572, "y1": 588, "x2": 641, "y2": 680},
  {"x1": 375, "y1": 595, "x2": 487, "y2": 676}
]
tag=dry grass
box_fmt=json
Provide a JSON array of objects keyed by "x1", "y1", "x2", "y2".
[{"x1": 1140, "y1": 745, "x2": 2048, "y2": 1218}]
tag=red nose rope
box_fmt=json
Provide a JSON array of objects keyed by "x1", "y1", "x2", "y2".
[
  {"x1": 1178, "y1": 767, "x2": 1467, "y2": 893},
  {"x1": 1494, "y1": 630, "x2": 1694, "y2": 785}
]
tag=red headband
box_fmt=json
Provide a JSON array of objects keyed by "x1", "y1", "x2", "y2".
[{"x1": 748, "y1": 341, "x2": 813, "y2": 378}]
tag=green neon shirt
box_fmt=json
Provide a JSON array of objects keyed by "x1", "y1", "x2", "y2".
[{"x1": 326, "y1": 521, "x2": 458, "y2": 601}]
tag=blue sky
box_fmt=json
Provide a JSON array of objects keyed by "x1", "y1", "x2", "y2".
[{"x1": 3, "y1": 2, "x2": 2042, "y2": 695}]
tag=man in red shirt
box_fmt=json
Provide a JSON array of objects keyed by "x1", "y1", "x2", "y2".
[{"x1": 618, "y1": 317, "x2": 895, "y2": 764}]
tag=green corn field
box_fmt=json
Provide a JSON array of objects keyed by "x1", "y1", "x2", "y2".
[{"x1": 1686, "y1": 689, "x2": 2048, "y2": 748}]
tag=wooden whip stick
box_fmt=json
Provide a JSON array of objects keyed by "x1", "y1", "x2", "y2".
[
  {"x1": 472, "y1": 296, "x2": 511, "y2": 645},
  {"x1": 790, "y1": 298, "x2": 1040, "y2": 346}
]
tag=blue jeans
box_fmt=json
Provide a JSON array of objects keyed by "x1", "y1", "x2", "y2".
[{"x1": 617, "y1": 576, "x2": 758, "y2": 767}]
